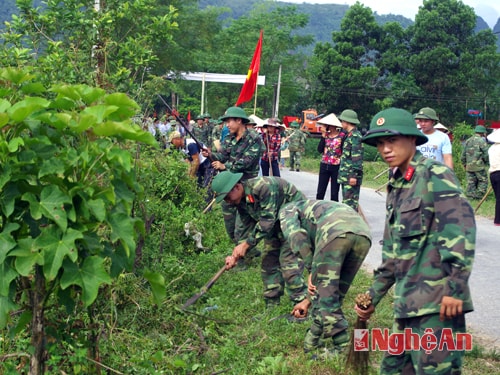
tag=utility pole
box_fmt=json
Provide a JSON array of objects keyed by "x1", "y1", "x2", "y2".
[{"x1": 274, "y1": 65, "x2": 282, "y2": 119}]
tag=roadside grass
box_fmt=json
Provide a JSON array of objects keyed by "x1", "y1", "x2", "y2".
[{"x1": 92, "y1": 248, "x2": 500, "y2": 374}]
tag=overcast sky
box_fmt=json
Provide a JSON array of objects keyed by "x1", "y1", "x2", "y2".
[{"x1": 278, "y1": 0, "x2": 500, "y2": 28}]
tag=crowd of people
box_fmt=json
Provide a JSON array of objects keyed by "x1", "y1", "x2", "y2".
[{"x1": 150, "y1": 103, "x2": 500, "y2": 373}]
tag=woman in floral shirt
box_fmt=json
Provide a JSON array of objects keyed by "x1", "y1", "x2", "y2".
[
  {"x1": 315, "y1": 114, "x2": 345, "y2": 201},
  {"x1": 261, "y1": 118, "x2": 283, "y2": 177}
]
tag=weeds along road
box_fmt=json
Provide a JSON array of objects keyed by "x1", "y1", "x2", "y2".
[{"x1": 279, "y1": 168, "x2": 500, "y2": 350}]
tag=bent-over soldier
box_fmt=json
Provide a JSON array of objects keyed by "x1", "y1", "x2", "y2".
[
  {"x1": 280, "y1": 199, "x2": 371, "y2": 358},
  {"x1": 211, "y1": 171, "x2": 308, "y2": 311}
]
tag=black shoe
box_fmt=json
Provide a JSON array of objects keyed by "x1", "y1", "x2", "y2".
[{"x1": 296, "y1": 169, "x2": 300, "y2": 172}]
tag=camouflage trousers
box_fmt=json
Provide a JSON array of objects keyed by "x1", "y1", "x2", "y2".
[
  {"x1": 465, "y1": 171, "x2": 488, "y2": 199},
  {"x1": 304, "y1": 233, "x2": 371, "y2": 352},
  {"x1": 341, "y1": 183, "x2": 361, "y2": 211},
  {"x1": 261, "y1": 232, "x2": 307, "y2": 304},
  {"x1": 289, "y1": 151, "x2": 302, "y2": 170},
  {"x1": 380, "y1": 314, "x2": 467, "y2": 375}
]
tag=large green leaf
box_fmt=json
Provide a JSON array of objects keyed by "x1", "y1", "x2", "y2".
[
  {"x1": 7, "y1": 137, "x2": 25, "y2": 152},
  {"x1": 87, "y1": 199, "x2": 106, "y2": 221},
  {"x1": 0, "y1": 98, "x2": 11, "y2": 112},
  {"x1": 82, "y1": 104, "x2": 119, "y2": 124},
  {"x1": 144, "y1": 270, "x2": 166, "y2": 305},
  {"x1": 7, "y1": 96, "x2": 50, "y2": 123},
  {"x1": 11, "y1": 238, "x2": 44, "y2": 276},
  {"x1": 108, "y1": 212, "x2": 136, "y2": 257},
  {"x1": 38, "y1": 227, "x2": 83, "y2": 280},
  {"x1": 60, "y1": 256, "x2": 112, "y2": 307},
  {"x1": 39, "y1": 157, "x2": 66, "y2": 178},
  {"x1": 0, "y1": 68, "x2": 35, "y2": 85},
  {"x1": 39, "y1": 185, "x2": 72, "y2": 231},
  {"x1": 0, "y1": 261, "x2": 18, "y2": 296},
  {"x1": 104, "y1": 93, "x2": 139, "y2": 120},
  {"x1": 0, "y1": 223, "x2": 20, "y2": 264},
  {"x1": 0, "y1": 113, "x2": 9, "y2": 128},
  {"x1": 93, "y1": 120, "x2": 157, "y2": 145}
]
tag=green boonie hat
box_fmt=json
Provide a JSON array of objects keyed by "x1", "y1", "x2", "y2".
[
  {"x1": 290, "y1": 121, "x2": 300, "y2": 128},
  {"x1": 338, "y1": 109, "x2": 360, "y2": 125},
  {"x1": 362, "y1": 108, "x2": 428, "y2": 147},
  {"x1": 219, "y1": 107, "x2": 250, "y2": 124},
  {"x1": 414, "y1": 107, "x2": 439, "y2": 121},
  {"x1": 211, "y1": 171, "x2": 243, "y2": 203},
  {"x1": 474, "y1": 125, "x2": 486, "y2": 133}
]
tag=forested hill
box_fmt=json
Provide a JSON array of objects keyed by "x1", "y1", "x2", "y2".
[
  {"x1": 199, "y1": 0, "x2": 413, "y2": 46},
  {"x1": 199, "y1": 0, "x2": 499, "y2": 51}
]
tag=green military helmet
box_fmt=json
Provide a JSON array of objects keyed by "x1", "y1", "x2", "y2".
[
  {"x1": 290, "y1": 121, "x2": 300, "y2": 129},
  {"x1": 195, "y1": 114, "x2": 204, "y2": 121},
  {"x1": 211, "y1": 171, "x2": 243, "y2": 203},
  {"x1": 219, "y1": 106, "x2": 250, "y2": 124},
  {"x1": 414, "y1": 107, "x2": 439, "y2": 121},
  {"x1": 362, "y1": 108, "x2": 428, "y2": 147},
  {"x1": 338, "y1": 109, "x2": 360, "y2": 125},
  {"x1": 203, "y1": 113, "x2": 211, "y2": 119},
  {"x1": 474, "y1": 125, "x2": 487, "y2": 133}
]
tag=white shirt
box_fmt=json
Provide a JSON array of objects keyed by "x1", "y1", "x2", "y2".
[
  {"x1": 416, "y1": 130, "x2": 452, "y2": 164},
  {"x1": 488, "y1": 143, "x2": 500, "y2": 174}
]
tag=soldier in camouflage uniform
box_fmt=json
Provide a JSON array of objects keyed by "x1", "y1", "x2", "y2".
[
  {"x1": 203, "y1": 107, "x2": 264, "y2": 260},
  {"x1": 460, "y1": 125, "x2": 489, "y2": 200},
  {"x1": 279, "y1": 199, "x2": 371, "y2": 357},
  {"x1": 286, "y1": 121, "x2": 308, "y2": 172},
  {"x1": 356, "y1": 107, "x2": 476, "y2": 375},
  {"x1": 337, "y1": 109, "x2": 363, "y2": 211},
  {"x1": 211, "y1": 171, "x2": 308, "y2": 309},
  {"x1": 203, "y1": 113, "x2": 214, "y2": 148},
  {"x1": 192, "y1": 115, "x2": 207, "y2": 145},
  {"x1": 211, "y1": 119, "x2": 224, "y2": 151}
]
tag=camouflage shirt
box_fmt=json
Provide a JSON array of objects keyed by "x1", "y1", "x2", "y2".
[
  {"x1": 212, "y1": 128, "x2": 264, "y2": 181},
  {"x1": 369, "y1": 151, "x2": 475, "y2": 318},
  {"x1": 236, "y1": 177, "x2": 306, "y2": 247},
  {"x1": 287, "y1": 129, "x2": 308, "y2": 152},
  {"x1": 337, "y1": 129, "x2": 363, "y2": 183},
  {"x1": 192, "y1": 124, "x2": 210, "y2": 147},
  {"x1": 279, "y1": 199, "x2": 372, "y2": 272},
  {"x1": 460, "y1": 134, "x2": 489, "y2": 172}
]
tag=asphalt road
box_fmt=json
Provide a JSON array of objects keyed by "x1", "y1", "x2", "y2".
[{"x1": 278, "y1": 167, "x2": 500, "y2": 350}]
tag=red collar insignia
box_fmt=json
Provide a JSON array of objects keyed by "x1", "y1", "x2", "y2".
[
  {"x1": 404, "y1": 165, "x2": 415, "y2": 181},
  {"x1": 246, "y1": 194, "x2": 255, "y2": 204}
]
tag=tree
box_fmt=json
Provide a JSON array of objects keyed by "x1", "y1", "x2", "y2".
[
  {"x1": 406, "y1": 0, "x2": 500, "y2": 122},
  {"x1": 0, "y1": 67, "x2": 161, "y2": 374},
  {"x1": 0, "y1": 0, "x2": 177, "y2": 99},
  {"x1": 311, "y1": 2, "x2": 383, "y2": 123}
]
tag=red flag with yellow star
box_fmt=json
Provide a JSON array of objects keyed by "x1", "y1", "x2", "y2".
[{"x1": 235, "y1": 30, "x2": 263, "y2": 106}]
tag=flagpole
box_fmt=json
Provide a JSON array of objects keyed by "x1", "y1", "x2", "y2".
[
  {"x1": 201, "y1": 72, "x2": 205, "y2": 115},
  {"x1": 253, "y1": 82, "x2": 258, "y2": 115},
  {"x1": 274, "y1": 64, "x2": 282, "y2": 118}
]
